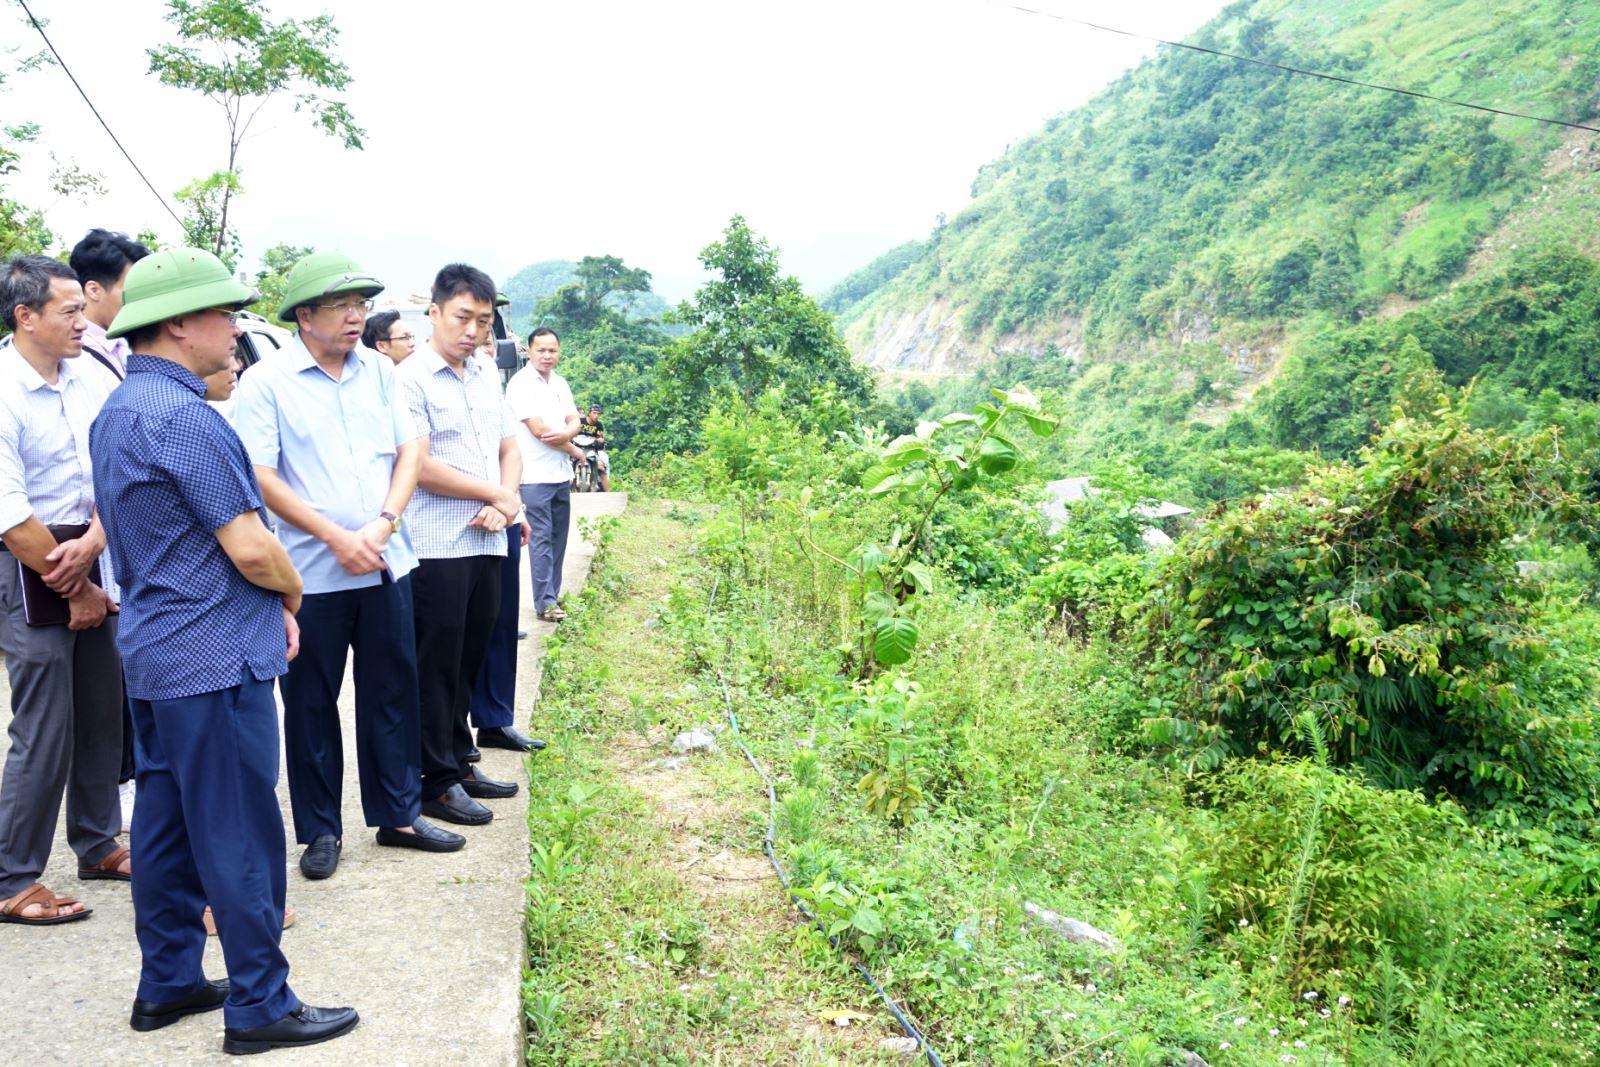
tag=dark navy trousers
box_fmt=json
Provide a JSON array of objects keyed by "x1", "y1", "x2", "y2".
[
  {"x1": 129, "y1": 677, "x2": 297, "y2": 1030},
  {"x1": 279, "y1": 575, "x2": 421, "y2": 843},
  {"x1": 469, "y1": 528, "x2": 521, "y2": 730}
]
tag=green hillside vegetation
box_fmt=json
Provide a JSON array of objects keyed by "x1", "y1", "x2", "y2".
[
  {"x1": 832, "y1": 0, "x2": 1598, "y2": 353},
  {"x1": 503, "y1": 257, "x2": 671, "y2": 337}
]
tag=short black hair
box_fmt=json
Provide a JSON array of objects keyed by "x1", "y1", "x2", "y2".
[
  {"x1": 1, "y1": 255, "x2": 79, "y2": 332},
  {"x1": 68, "y1": 228, "x2": 150, "y2": 289},
  {"x1": 361, "y1": 310, "x2": 401, "y2": 350},
  {"x1": 125, "y1": 323, "x2": 162, "y2": 353},
  {"x1": 430, "y1": 263, "x2": 495, "y2": 308},
  {"x1": 529, "y1": 326, "x2": 560, "y2": 345}
]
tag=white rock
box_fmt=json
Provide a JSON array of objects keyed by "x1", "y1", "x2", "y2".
[
  {"x1": 1180, "y1": 1052, "x2": 1211, "y2": 1067},
  {"x1": 671, "y1": 728, "x2": 719, "y2": 754},
  {"x1": 661, "y1": 755, "x2": 689, "y2": 771},
  {"x1": 1022, "y1": 901, "x2": 1119, "y2": 951},
  {"x1": 879, "y1": 1036, "x2": 921, "y2": 1055}
]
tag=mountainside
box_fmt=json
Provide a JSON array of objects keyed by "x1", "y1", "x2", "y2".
[
  {"x1": 830, "y1": 0, "x2": 1600, "y2": 375},
  {"x1": 502, "y1": 258, "x2": 671, "y2": 334}
]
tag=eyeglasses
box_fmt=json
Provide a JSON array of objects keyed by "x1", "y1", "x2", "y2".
[
  {"x1": 316, "y1": 298, "x2": 375, "y2": 316},
  {"x1": 203, "y1": 307, "x2": 244, "y2": 324},
  {"x1": 385, "y1": 332, "x2": 414, "y2": 343}
]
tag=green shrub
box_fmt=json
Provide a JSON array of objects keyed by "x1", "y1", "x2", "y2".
[{"x1": 1141, "y1": 392, "x2": 1599, "y2": 809}]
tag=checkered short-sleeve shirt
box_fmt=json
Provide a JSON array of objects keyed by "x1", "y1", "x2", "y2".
[
  {"x1": 90, "y1": 355, "x2": 289, "y2": 701},
  {"x1": 397, "y1": 350, "x2": 513, "y2": 560}
]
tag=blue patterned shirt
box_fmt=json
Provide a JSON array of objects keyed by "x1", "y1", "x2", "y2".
[{"x1": 90, "y1": 355, "x2": 289, "y2": 701}]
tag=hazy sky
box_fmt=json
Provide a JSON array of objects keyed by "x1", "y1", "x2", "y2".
[{"x1": 5, "y1": 0, "x2": 1224, "y2": 302}]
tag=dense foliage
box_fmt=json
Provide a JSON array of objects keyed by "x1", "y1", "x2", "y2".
[
  {"x1": 1141, "y1": 395, "x2": 1600, "y2": 817},
  {"x1": 836, "y1": 0, "x2": 1599, "y2": 353}
]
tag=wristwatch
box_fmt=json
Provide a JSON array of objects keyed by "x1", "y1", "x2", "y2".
[{"x1": 379, "y1": 511, "x2": 401, "y2": 532}]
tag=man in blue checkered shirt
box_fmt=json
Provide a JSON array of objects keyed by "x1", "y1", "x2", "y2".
[{"x1": 91, "y1": 248, "x2": 357, "y2": 1053}]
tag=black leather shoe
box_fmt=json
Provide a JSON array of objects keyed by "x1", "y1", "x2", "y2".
[
  {"x1": 516, "y1": 628, "x2": 528, "y2": 640},
  {"x1": 223, "y1": 1003, "x2": 359, "y2": 1055},
  {"x1": 460, "y1": 768, "x2": 519, "y2": 799},
  {"x1": 375, "y1": 818, "x2": 465, "y2": 853},
  {"x1": 298, "y1": 835, "x2": 340, "y2": 880},
  {"x1": 465, "y1": 745, "x2": 481, "y2": 763},
  {"x1": 420, "y1": 784, "x2": 492, "y2": 825},
  {"x1": 478, "y1": 725, "x2": 546, "y2": 752},
  {"x1": 130, "y1": 977, "x2": 229, "y2": 1032}
]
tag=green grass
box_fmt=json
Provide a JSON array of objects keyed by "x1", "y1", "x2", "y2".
[{"x1": 521, "y1": 500, "x2": 924, "y2": 1066}]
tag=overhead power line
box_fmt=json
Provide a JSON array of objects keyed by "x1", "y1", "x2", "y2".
[
  {"x1": 991, "y1": 1, "x2": 1600, "y2": 135},
  {"x1": 16, "y1": 0, "x2": 187, "y2": 230}
]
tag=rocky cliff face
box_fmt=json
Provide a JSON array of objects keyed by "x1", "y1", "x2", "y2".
[{"x1": 848, "y1": 299, "x2": 1087, "y2": 375}]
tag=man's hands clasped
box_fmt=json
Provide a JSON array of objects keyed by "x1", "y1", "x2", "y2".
[{"x1": 468, "y1": 487, "x2": 521, "y2": 534}]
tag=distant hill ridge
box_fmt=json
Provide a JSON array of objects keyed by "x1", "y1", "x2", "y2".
[
  {"x1": 827, "y1": 0, "x2": 1600, "y2": 375},
  {"x1": 502, "y1": 259, "x2": 671, "y2": 334}
]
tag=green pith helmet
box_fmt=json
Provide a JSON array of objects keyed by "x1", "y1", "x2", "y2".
[
  {"x1": 495, "y1": 291, "x2": 510, "y2": 307},
  {"x1": 277, "y1": 251, "x2": 385, "y2": 323},
  {"x1": 106, "y1": 247, "x2": 259, "y2": 340}
]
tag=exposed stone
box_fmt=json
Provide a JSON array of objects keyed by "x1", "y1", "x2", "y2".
[
  {"x1": 879, "y1": 1035, "x2": 922, "y2": 1055},
  {"x1": 671, "y1": 727, "x2": 719, "y2": 754},
  {"x1": 661, "y1": 755, "x2": 689, "y2": 771},
  {"x1": 1180, "y1": 1051, "x2": 1211, "y2": 1067},
  {"x1": 1022, "y1": 901, "x2": 1119, "y2": 951}
]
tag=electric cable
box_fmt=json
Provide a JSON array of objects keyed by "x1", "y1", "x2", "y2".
[
  {"x1": 704, "y1": 575, "x2": 945, "y2": 1067},
  {"x1": 16, "y1": 0, "x2": 187, "y2": 229},
  {"x1": 989, "y1": 1, "x2": 1600, "y2": 135}
]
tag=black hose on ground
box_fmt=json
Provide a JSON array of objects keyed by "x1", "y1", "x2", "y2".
[{"x1": 706, "y1": 577, "x2": 945, "y2": 1067}]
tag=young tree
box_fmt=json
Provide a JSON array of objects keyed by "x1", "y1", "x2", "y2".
[{"x1": 146, "y1": 0, "x2": 363, "y2": 261}]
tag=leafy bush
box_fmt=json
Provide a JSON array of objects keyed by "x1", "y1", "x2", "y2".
[{"x1": 1141, "y1": 392, "x2": 1600, "y2": 809}]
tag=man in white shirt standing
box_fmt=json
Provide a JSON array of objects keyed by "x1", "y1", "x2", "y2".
[
  {"x1": 0, "y1": 255, "x2": 125, "y2": 926},
  {"x1": 504, "y1": 328, "x2": 584, "y2": 623}
]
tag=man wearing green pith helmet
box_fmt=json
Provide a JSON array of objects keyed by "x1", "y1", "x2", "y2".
[
  {"x1": 232, "y1": 252, "x2": 464, "y2": 885},
  {"x1": 91, "y1": 247, "x2": 359, "y2": 1054}
]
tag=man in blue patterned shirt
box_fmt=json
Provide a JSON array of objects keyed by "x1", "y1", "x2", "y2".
[
  {"x1": 92, "y1": 248, "x2": 357, "y2": 1054},
  {"x1": 234, "y1": 251, "x2": 464, "y2": 880},
  {"x1": 397, "y1": 264, "x2": 523, "y2": 826}
]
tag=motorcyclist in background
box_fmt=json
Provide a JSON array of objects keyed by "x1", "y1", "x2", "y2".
[{"x1": 577, "y1": 404, "x2": 610, "y2": 492}]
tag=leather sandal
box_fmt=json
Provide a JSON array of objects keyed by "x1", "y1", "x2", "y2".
[
  {"x1": 0, "y1": 882, "x2": 93, "y2": 925},
  {"x1": 79, "y1": 845, "x2": 131, "y2": 881}
]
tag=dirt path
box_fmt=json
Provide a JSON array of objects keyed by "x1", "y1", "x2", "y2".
[{"x1": 521, "y1": 500, "x2": 916, "y2": 1066}]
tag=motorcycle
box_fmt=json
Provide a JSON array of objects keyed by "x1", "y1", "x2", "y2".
[{"x1": 570, "y1": 432, "x2": 601, "y2": 493}]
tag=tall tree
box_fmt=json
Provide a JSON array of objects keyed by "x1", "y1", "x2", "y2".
[
  {"x1": 146, "y1": 0, "x2": 363, "y2": 263},
  {"x1": 664, "y1": 215, "x2": 872, "y2": 410}
]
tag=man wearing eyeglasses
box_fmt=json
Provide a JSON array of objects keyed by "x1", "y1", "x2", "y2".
[
  {"x1": 92, "y1": 248, "x2": 357, "y2": 1052},
  {"x1": 233, "y1": 253, "x2": 463, "y2": 883},
  {"x1": 361, "y1": 310, "x2": 416, "y2": 366}
]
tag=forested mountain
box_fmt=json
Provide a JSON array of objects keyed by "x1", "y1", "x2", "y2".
[
  {"x1": 831, "y1": 0, "x2": 1600, "y2": 378},
  {"x1": 502, "y1": 257, "x2": 670, "y2": 335}
]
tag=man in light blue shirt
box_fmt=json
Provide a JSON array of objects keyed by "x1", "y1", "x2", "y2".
[{"x1": 233, "y1": 252, "x2": 464, "y2": 880}]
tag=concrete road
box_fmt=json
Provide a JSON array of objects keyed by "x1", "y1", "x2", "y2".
[{"x1": 0, "y1": 491, "x2": 626, "y2": 1064}]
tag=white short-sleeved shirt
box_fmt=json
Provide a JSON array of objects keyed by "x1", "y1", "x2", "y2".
[{"x1": 504, "y1": 365, "x2": 578, "y2": 485}]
